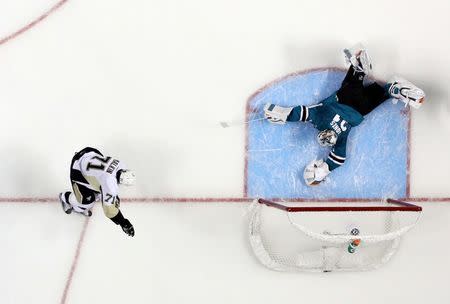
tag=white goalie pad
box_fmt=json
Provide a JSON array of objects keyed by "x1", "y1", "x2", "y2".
[
  {"x1": 389, "y1": 76, "x2": 425, "y2": 109},
  {"x1": 263, "y1": 103, "x2": 293, "y2": 124},
  {"x1": 343, "y1": 43, "x2": 372, "y2": 74},
  {"x1": 248, "y1": 199, "x2": 422, "y2": 272}
]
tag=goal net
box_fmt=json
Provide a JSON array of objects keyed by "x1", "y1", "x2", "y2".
[{"x1": 248, "y1": 198, "x2": 422, "y2": 272}]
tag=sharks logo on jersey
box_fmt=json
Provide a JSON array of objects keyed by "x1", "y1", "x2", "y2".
[{"x1": 330, "y1": 114, "x2": 348, "y2": 135}]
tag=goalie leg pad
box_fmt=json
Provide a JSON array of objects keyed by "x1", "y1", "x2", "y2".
[
  {"x1": 343, "y1": 43, "x2": 372, "y2": 75},
  {"x1": 264, "y1": 103, "x2": 293, "y2": 124},
  {"x1": 388, "y1": 76, "x2": 425, "y2": 109}
]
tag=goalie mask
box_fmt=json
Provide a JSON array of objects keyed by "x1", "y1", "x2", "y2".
[
  {"x1": 117, "y1": 170, "x2": 136, "y2": 186},
  {"x1": 317, "y1": 129, "x2": 337, "y2": 147}
]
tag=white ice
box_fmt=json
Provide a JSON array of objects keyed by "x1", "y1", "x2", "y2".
[{"x1": 1, "y1": 0, "x2": 450, "y2": 303}]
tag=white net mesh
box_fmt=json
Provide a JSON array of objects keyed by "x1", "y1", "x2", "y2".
[{"x1": 248, "y1": 199, "x2": 421, "y2": 272}]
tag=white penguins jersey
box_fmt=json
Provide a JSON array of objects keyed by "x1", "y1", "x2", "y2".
[{"x1": 72, "y1": 151, "x2": 126, "y2": 207}]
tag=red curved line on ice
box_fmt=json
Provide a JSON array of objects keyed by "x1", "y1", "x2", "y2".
[{"x1": 0, "y1": 0, "x2": 68, "y2": 46}]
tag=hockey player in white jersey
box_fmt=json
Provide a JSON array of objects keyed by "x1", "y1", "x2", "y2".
[{"x1": 59, "y1": 147, "x2": 136, "y2": 237}]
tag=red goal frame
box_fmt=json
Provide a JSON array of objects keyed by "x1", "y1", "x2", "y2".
[{"x1": 257, "y1": 198, "x2": 422, "y2": 213}]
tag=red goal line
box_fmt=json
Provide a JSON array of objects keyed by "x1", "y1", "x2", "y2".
[{"x1": 0, "y1": 196, "x2": 449, "y2": 204}]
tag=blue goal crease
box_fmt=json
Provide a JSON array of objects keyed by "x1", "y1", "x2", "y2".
[{"x1": 246, "y1": 69, "x2": 408, "y2": 200}]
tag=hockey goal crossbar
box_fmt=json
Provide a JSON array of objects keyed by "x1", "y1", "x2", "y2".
[{"x1": 257, "y1": 198, "x2": 422, "y2": 212}]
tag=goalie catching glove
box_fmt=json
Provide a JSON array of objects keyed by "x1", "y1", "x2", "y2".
[
  {"x1": 264, "y1": 103, "x2": 293, "y2": 124},
  {"x1": 303, "y1": 159, "x2": 330, "y2": 186}
]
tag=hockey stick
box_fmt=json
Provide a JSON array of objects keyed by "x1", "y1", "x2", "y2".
[{"x1": 219, "y1": 117, "x2": 265, "y2": 128}]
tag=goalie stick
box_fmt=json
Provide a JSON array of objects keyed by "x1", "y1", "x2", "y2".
[{"x1": 219, "y1": 117, "x2": 265, "y2": 128}]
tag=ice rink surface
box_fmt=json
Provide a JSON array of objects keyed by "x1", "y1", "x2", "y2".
[{"x1": 1, "y1": 0, "x2": 450, "y2": 303}]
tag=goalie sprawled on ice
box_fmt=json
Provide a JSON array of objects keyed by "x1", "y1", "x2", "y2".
[{"x1": 264, "y1": 44, "x2": 425, "y2": 186}]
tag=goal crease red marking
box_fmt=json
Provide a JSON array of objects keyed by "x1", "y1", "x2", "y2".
[{"x1": 0, "y1": 0, "x2": 68, "y2": 46}]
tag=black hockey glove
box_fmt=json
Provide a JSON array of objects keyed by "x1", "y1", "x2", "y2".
[
  {"x1": 121, "y1": 219, "x2": 135, "y2": 237},
  {"x1": 111, "y1": 210, "x2": 135, "y2": 237}
]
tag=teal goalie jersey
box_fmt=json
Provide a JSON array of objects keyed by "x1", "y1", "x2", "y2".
[{"x1": 288, "y1": 93, "x2": 364, "y2": 170}]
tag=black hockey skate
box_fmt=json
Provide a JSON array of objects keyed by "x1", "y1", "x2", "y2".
[
  {"x1": 81, "y1": 209, "x2": 93, "y2": 217},
  {"x1": 59, "y1": 192, "x2": 73, "y2": 214}
]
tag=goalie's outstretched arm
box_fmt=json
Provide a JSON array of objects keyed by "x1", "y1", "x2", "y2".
[
  {"x1": 325, "y1": 135, "x2": 348, "y2": 171},
  {"x1": 303, "y1": 135, "x2": 348, "y2": 186}
]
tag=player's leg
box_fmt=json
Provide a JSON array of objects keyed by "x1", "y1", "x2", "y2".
[
  {"x1": 59, "y1": 191, "x2": 73, "y2": 214},
  {"x1": 387, "y1": 76, "x2": 425, "y2": 109},
  {"x1": 352, "y1": 78, "x2": 425, "y2": 115},
  {"x1": 60, "y1": 183, "x2": 98, "y2": 217},
  {"x1": 340, "y1": 44, "x2": 372, "y2": 87},
  {"x1": 337, "y1": 52, "x2": 371, "y2": 113},
  {"x1": 343, "y1": 43, "x2": 372, "y2": 76},
  {"x1": 60, "y1": 190, "x2": 91, "y2": 215},
  {"x1": 338, "y1": 46, "x2": 387, "y2": 116},
  {"x1": 343, "y1": 44, "x2": 424, "y2": 109},
  {"x1": 340, "y1": 65, "x2": 366, "y2": 88},
  {"x1": 336, "y1": 81, "x2": 389, "y2": 116},
  {"x1": 361, "y1": 82, "x2": 390, "y2": 113},
  {"x1": 59, "y1": 152, "x2": 99, "y2": 216},
  {"x1": 60, "y1": 152, "x2": 81, "y2": 215},
  {"x1": 336, "y1": 78, "x2": 370, "y2": 115}
]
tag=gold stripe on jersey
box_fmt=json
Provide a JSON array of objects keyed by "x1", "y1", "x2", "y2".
[
  {"x1": 103, "y1": 201, "x2": 119, "y2": 218},
  {"x1": 84, "y1": 175, "x2": 101, "y2": 192},
  {"x1": 72, "y1": 183, "x2": 84, "y2": 204}
]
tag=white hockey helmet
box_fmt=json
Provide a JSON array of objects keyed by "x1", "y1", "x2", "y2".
[
  {"x1": 117, "y1": 170, "x2": 136, "y2": 186},
  {"x1": 317, "y1": 129, "x2": 337, "y2": 147}
]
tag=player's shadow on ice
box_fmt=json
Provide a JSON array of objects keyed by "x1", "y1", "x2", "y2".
[
  {"x1": 0, "y1": 146, "x2": 55, "y2": 197},
  {"x1": 283, "y1": 40, "x2": 343, "y2": 70}
]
